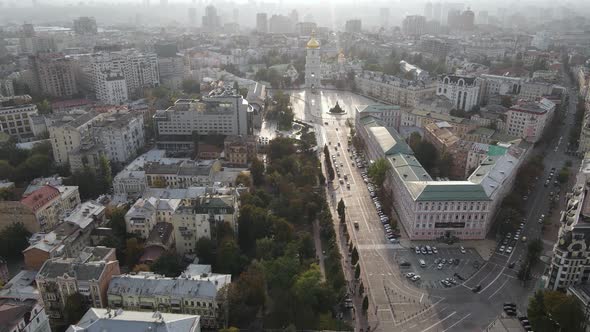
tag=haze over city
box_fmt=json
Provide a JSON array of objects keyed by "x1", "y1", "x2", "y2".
[{"x1": 0, "y1": 1, "x2": 590, "y2": 332}]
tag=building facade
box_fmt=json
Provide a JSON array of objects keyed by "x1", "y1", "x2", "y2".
[
  {"x1": 107, "y1": 265, "x2": 230, "y2": 328},
  {"x1": 355, "y1": 70, "x2": 437, "y2": 107},
  {"x1": 437, "y1": 74, "x2": 479, "y2": 111},
  {"x1": 31, "y1": 53, "x2": 79, "y2": 98},
  {"x1": 304, "y1": 32, "x2": 321, "y2": 89},
  {"x1": 0, "y1": 102, "x2": 39, "y2": 141},
  {"x1": 505, "y1": 99, "x2": 555, "y2": 143}
]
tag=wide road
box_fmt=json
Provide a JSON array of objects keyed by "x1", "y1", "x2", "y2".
[{"x1": 285, "y1": 87, "x2": 577, "y2": 331}]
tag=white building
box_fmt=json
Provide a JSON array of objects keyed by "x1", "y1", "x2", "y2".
[
  {"x1": 304, "y1": 32, "x2": 321, "y2": 89},
  {"x1": 153, "y1": 95, "x2": 251, "y2": 137},
  {"x1": 547, "y1": 156, "x2": 590, "y2": 291},
  {"x1": 505, "y1": 98, "x2": 555, "y2": 143},
  {"x1": 355, "y1": 70, "x2": 437, "y2": 107},
  {"x1": 356, "y1": 109, "x2": 525, "y2": 240},
  {"x1": 67, "y1": 308, "x2": 200, "y2": 332},
  {"x1": 112, "y1": 150, "x2": 166, "y2": 200},
  {"x1": 93, "y1": 112, "x2": 145, "y2": 164},
  {"x1": 89, "y1": 51, "x2": 159, "y2": 99},
  {"x1": 437, "y1": 74, "x2": 479, "y2": 111},
  {"x1": 476, "y1": 74, "x2": 523, "y2": 104},
  {"x1": 402, "y1": 15, "x2": 426, "y2": 37},
  {"x1": 107, "y1": 265, "x2": 230, "y2": 329},
  {"x1": 95, "y1": 69, "x2": 128, "y2": 105}
]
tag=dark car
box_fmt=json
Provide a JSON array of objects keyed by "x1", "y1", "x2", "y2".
[
  {"x1": 472, "y1": 285, "x2": 482, "y2": 293},
  {"x1": 399, "y1": 261, "x2": 411, "y2": 267},
  {"x1": 508, "y1": 262, "x2": 516, "y2": 269}
]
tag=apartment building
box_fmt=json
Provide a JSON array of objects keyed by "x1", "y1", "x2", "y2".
[
  {"x1": 546, "y1": 159, "x2": 590, "y2": 291},
  {"x1": 23, "y1": 201, "x2": 106, "y2": 270},
  {"x1": 95, "y1": 69, "x2": 128, "y2": 105},
  {"x1": 173, "y1": 194, "x2": 238, "y2": 255},
  {"x1": 93, "y1": 112, "x2": 145, "y2": 164},
  {"x1": 355, "y1": 70, "x2": 437, "y2": 107},
  {"x1": 0, "y1": 185, "x2": 81, "y2": 233},
  {"x1": 107, "y1": 264, "x2": 231, "y2": 328},
  {"x1": 153, "y1": 95, "x2": 251, "y2": 138},
  {"x1": 437, "y1": 74, "x2": 479, "y2": 111},
  {"x1": 505, "y1": 98, "x2": 555, "y2": 143},
  {"x1": 125, "y1": 197, "x2": 181, "y2": 238},
  {"x1": 223, "y1": 135, "x2": 257, "y2": 166},
  {"x1": 112, "y1": 150, "x2": 167, "y2": 200},
  {"x1": 356, "y1": 109, "x2": 525, "y2": 240},
  {"x1": 0, "y1": 298, "x2": 52, "y2": 332},
  {"x1": 36, "y1": 248, "x2": 120, "y2": 323},
  {"x1": 402, "y1": 15, "x2": 426, "y2": 37},
  {"x1": 88, "y1": 51, "x2": 159, "y2": 99},
  {"x1": 158, "y1": 56, "x2": 185, "y2": 90},
  {"x1": 0, "y1": 102, "x2": 39, "y2": 141},
  {"x1": 67, "y1": 308, "x2": 201, "y2": 332},
  {"x1": 31, "y1": 53, "x2": 79, "y2": 98},
  {"x1": 144, "y1": 159, "x2": 221, "y2": 189},
  {"x1": 49, "y1": 111, "x2": 103, "y2": 165}
]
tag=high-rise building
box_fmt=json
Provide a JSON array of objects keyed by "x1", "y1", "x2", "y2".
[
  {"x1": 269, "y1": 15, "x2": 294, "y2": 34},
  {"x1": 73, "y1": 16, "x2": 98, "y2": 35},
  {"x1": 202, "y1": 5, "x2": 221, "y2": 33},
  {"x1": 424, "y1": 2, "x2": 433, "y2": 20},
  {"x1": 379, "y1": 8, "x2": 390, "y2": 28},
  {"x1": 31, "y1": 53, "x2": 78, "y2": 98},
  {"x1": 345, "y1": 19, "x2": 362, "y2": 33},
  {"x1": 95, "y1": 69, "x2": 128, "y2": 105},
  {"x1": 256, "y1": 13, "x2": 268, "y2": 33},
  {"x1": 188, "y1": 7, "x2": 197, "y2": 26},
  {"x1": 462, "y1": 8, "x2": 475, "y2": 30},
  {"x1": 304, "y1": 32, "x2": 321, "y2": 89},
  {"x1": 89, "y1": 51, "x2": 159, "y2": 99},
  {"x1": 289, "y1": 9, "x2": 299, "y2": 23},
  {"x1": 402, "y1": 15, "x2": 426, "y2": 37},
  {"x1": 433, "y1": 2, "x2": 442, "y2": 22}
]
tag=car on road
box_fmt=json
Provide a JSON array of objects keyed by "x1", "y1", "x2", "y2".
[
  {"x1": 499, "y1": 246, "x2": 505, "y2": 253},
  {"x1": 434, "y1": 258, "x2": 441, "y2": 264},
  {"x1": 460, "y1": 246, "x2": 466, "y2": 254},
  {"x1": 400, "y1": 261, "x2": 411, "y2": 267},
  {"x1": 415, "y1": 246, "x2": 420, "y2": 254},
  {"x1": 346, "y1": 182, "x2": 350, "y2": 189},
  {"x1": 441, "y1": 258, "x2": 446, "y2": 264},
  {"x1": 411, "y1": 275, "x2": 421, "y2": 281},
  {"x1": 472, "y1": 285, "x2": 482, "y2": 293},
  {"x1": 437, "y1": 263, "x2": 443, "y2": 270},
  {"x1": 406, "y1": 272, "x2": 415, "y2": 278},
  {"x1": 545, "y1": 179, "x2": 550, "y2": 187},
  {"x1": 506, "y1": 246, "x2": 513, "y2": 254},
  {"x1": 426, "y1": 246, "x2": 432, "y2": 254},
  {"x1": 432, "y1": 246, "x2": 438, "y2": 254},
  {"x1": 419, "y1": 259, "x2": 426, "y2": 267},
  {"x1": 354, "y1": 221, "x2": 359, "y2": 229},
  {"x1": 441, "y1": 280, "x2": 451, "y2": 287},
  {"x1": 421, "y1": 247, "x2": 427, "y2": 255}
]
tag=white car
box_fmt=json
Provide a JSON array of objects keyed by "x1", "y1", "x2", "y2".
[
  {"x1": 506, "y1": 247, "x2": 513, "y2": 254},
  {"x1": 406, "y1": 272, "x2": 415, "y2": 278},
  {"x1": 437, "y1": 264, "x2": 443, "y2": 270},
  {"x1": 411, "y1": 275, "x2": 421, "y2": 281},
  {"x1": 460, "y1": 246, "x2": 466, "y2": 254},
  {"x1": 499, "y1": 246, "x2": 505, "y2": 253}
]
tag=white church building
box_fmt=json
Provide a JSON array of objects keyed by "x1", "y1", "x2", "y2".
[{"x1": 305, "y1": 31, "x2": 321, "y2": 89}]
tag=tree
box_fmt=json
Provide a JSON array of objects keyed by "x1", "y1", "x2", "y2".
[
  {"x1": 182, "y1": 79, "x2": 200, "y2": 94},
  {"x1": 64, "y1": 293, "x2": 89, "y2": 325},
  {"x1": 501, "y1": 96, "x2": 513, "y2": 108},
  {"x1": 414, "y1": 140, "x2": 438, "y2": 173},
  {"x1": 133, "y1": 264, "x2": 150, "y2": 272},
  {"x1": 528, "y1": 290, "x2": 585, "y2": 332},
  {"x1": 557, "y1": 168, "x2": 570, "y2": 183},
  {"x1": 292, "y1": 264, "x2": 331, "y2": 312},
  {"x1": 195, "y1": 237, "x2": 215, "y2": 265},
  {"x1": 236, "y1": 171, "x2": 252, "y2": 187},
  {"x1": 367, "y1": 158, "x2": 390, "y2": 187},
  {"x1": 108, "y1": 207, "x2": 128, "y2": 237},
  {"x1": 216, "y1": 238, "x2": 246, "y2": 276},
  {"x1": 337, "y1": 198, "x2": 346, "y2": 223},
  {"x1": 362, "y1": 296, "x2": 369, "y2": 313},
  {"x1": 0, "y1": 222, "x2": 31, "y2": 260},
  {"x1": 151, "y1": 252, "x2": 184, "y2": 277},
  {"x1": 0, "y1": 160, "x2": 14, "y2": 180},
  {"x1": 355, "y1": 264, "x2": 361, "y2": 279},
  {"x1": 351, "y1": 247, "x2": 359, "y2": 265},
  {"x1": 124, "y1": 238, "x2": 143, "y2": 267},
  {"x1": 36, "y1": 99, "x2": 52, "y2": 114},
  {"x1": 251, "y1": 158, "x2": 265, "y2": 186}
]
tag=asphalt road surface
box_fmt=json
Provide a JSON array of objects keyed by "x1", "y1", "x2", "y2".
[{"x1": 285, "y1": 86, "x2": 578, "y2": 332}]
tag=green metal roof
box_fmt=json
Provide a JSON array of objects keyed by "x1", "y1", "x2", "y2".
[
  {"x1": 369, "y1": 127, "x2": 413, "y2": 156},
  {"x1": 487, "y1": 145, "x2": 508, "y2": 157},
  {"x1": 415, "y1": 182, "x2": 490, "y2": 201}
]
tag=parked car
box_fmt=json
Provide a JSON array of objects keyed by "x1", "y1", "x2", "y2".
[{"x1": 460, "y1": 246, "x2": 466, "y2": 254}]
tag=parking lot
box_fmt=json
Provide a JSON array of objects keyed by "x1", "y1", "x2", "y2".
[{"x1": 394, "y1": 246, "x2": 483, "y2": 289}]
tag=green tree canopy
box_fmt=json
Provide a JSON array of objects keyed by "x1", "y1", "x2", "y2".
[
  {"x1": 0, "y1": 222, "x2": 31, "y2": 260},
  {"x1": 368, "y1": 158, "x2": 391, "y2": 187},
  {"x1": 151, "y1": 252, "x2": 184, "y2": 277},
  {"x1": 64, "y1": 292, "x2": 89, "y2": 325}
]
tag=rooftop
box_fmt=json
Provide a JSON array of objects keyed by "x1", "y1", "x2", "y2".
[
  {"x1": 0, "y1": 298, "x2": 39, "y2": 332},
  {"x1": 0, "y1": 270, "x2": 39, "y2": 300},
  {"x1": 368, "y1": 127, "x2": 413, "y2": 156},
  {"x1": 67, "y1": 308, "x2": 200, "y2": 332},
  {"x1": 20, "y1": 185, "x2": 60, "y2": 212},
  {"x1": 37, "y1": 258, "x2": 112, "y2": 281},
  {"x1": 63, "y1": 201, "x2": 105, "y2": 230}
]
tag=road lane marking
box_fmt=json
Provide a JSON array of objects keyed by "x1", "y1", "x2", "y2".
[
  {"x1": 441, "y1": 313, "x2": 472, "y2": 332},
  {"x1": 420, "y1": 293, "x2": 424, "y2": 303},
  {"x1": 487, "y1": 278, "x2": 509, "y2": 299},
  {"x1": 421, "y1": 311, "x2": 456, "y2": 332}
]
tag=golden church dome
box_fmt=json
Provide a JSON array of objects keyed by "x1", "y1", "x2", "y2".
[{"x1": 306, "y1": 31, "x2": 320, "y2": 49}]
